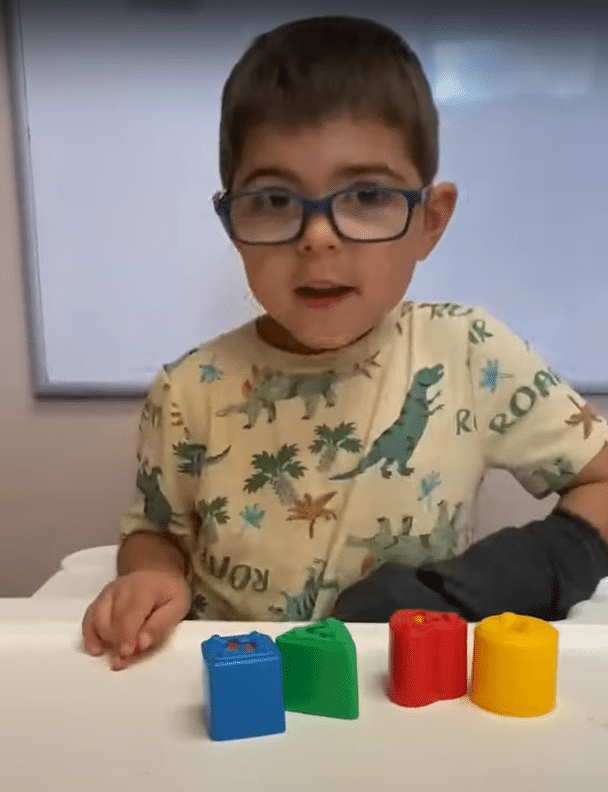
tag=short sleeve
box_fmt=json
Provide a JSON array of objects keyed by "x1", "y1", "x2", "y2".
[
  {"x1": 119, "y1": 368, "x2": 198, "y2": 555},
  {"x1": 468, "y1": 308, "x2": 608, "y2": 498}
]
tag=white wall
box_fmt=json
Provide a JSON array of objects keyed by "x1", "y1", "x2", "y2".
[{"x1": 12, "y1": 0, "x2": 608, "y2": 394}]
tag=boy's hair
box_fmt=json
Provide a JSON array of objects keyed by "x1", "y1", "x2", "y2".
[{"x1": 219, "y1": 16, "x2": 438, "y2": 191}]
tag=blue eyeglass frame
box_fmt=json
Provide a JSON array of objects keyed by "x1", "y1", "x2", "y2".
[{"x1": 212, "y1": 186, "x2": 430, "y2": 244}]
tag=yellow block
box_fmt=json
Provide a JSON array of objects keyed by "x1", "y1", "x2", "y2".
[{"x1": 470, "y1": 612, "x2": 558, "y2": 717}]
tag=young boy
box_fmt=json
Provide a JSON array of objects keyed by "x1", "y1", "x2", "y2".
[{"x1": 82, "y1": 16, "x2": 608, "y2": 670}]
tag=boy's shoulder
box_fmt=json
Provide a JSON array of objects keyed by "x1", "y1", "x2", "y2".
[{"x1": 405, "y1": 301, "x2": 525, "y2": 363}]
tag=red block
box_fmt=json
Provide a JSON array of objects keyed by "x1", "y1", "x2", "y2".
[{"x1": 388, "y1": 610, "x2": 468, "y2": 707}]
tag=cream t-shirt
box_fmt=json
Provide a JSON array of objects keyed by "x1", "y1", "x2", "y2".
[{"x1": 120, "y1": 301, "x2": 608, "y2": 620}]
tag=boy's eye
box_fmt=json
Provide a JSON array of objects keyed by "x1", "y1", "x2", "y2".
[
  {"x1": 342, "y1": 187, "x2": 393, "y2": 206},
  {"x1": 248, "y1": 191, "x2": 295, "y2": 211}
]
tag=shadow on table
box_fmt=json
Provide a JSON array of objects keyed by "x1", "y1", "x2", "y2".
[{"x1": 171, "y1": 703, "x2": 209, "y2": 740}]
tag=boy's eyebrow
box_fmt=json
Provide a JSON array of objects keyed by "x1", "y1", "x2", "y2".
[
  {"x1": 238, "y1": 163, "x2": 411, "y2": 190},
  {"x1": 334, "y1": 164, "x2": 411, "y2": 183},
  {"x1": 238, "y1": 168, "x2": 299, "y2": 189}
]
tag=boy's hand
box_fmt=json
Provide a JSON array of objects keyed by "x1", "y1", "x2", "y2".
[{"x1": 81, "y1": 570, "x2": 191, "y2": 670}]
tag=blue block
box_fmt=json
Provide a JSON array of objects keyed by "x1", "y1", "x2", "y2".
[{"x1": 201, "y1": 632, "x2": 286, "y2": 741}]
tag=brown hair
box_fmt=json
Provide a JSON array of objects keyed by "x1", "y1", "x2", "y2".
[{"x1": 219, "y1": 16, "x2": 439, "y2": 191}]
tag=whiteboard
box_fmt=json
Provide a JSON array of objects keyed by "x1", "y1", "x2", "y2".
[{"x1": 7, "y1": 0, "x2": 608, "y2": 396}]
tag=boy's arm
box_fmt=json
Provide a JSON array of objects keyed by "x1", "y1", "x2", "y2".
[
  {"x1": 415, "y1": 458, "x2": 608, "y2": 622},
  {"x1": 415, "y1": 509, "x2": 608, "y2": 624},
  {"x1": 414, "y1": 310, "x2": 608, "y2": 622},
  {"x1": 333, "y1": 500, "x2": 608, "y2": 623},
  {"x1": 557, "y1": 441, "x2": 608, "y2": 544},
  {"x1": 119, "y1": 367, "x2": 199, "y2": 574},
  {"x1": 333, "y1": 311, "x2": 608, "y2": 623},
  {"x1": 117, "y1": 531, "x2": 189, "y2": 579},
  {"x1": 82, "y1": 367, "x2": 197, "y2": 666}
]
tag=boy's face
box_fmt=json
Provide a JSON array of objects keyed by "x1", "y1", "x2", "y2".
[{"x1": 231, "y1": 115, "x2": 457, "y2": 354}]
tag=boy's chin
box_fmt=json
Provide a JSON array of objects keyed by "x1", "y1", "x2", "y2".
[{"x1": 256, "y1": 314, "x2": 369, "y2": 354}]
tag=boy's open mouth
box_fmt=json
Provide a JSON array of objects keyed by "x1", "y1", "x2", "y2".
[{"x1": 295, "y1": 285, "x2": 354, "y2": 299}]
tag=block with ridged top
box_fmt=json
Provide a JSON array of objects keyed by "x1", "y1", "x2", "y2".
[{"x1": 276, "y1": 617, "x2": 359, "y2": 719}]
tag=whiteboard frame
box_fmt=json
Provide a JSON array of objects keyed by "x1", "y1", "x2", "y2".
[
  {"x1": 4, "y1": 0, "x2": 605, "y2": 398},
  {"x1": 4, "y1": 0, "x2": 148, "y2": 398}
]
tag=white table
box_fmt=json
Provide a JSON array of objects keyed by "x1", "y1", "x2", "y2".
[{"x1": 1, "y1": 597, "x2": 608, "y2": 792}]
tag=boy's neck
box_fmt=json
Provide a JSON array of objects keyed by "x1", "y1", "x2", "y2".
[{"x1": 255, "y1": 314, "x2": 374, "y2": 355}]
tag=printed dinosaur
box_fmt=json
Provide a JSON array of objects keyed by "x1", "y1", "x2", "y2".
[
  {"x1": 172, "y1": 441, "x2": 231, "y2": 476},
  {"x1": 136, "y1": 466, "x2": 182, "y2": 531},
  {"x1": 217, "y1": 354, "x2": 380, "y2": 429},
  {"x1": 530, "y1": 456, "x2": 576, "y2": 494},
  {"x1": 330, "y1": 365, "x2": 444, "y2": 480},
  {"x1": 346, "y1": 501, "x2": 462, "y2": 574},
  {"x1": 268, "y1": 559, "x2": 340, "y2": 621}
]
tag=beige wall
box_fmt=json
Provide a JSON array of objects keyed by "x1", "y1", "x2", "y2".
[
  {"x1": 0, "y1": 9, "x2": 141, "y2": 596},
  {"x1": 1, "y1": 12, "x2": 606, "y2": 596}
]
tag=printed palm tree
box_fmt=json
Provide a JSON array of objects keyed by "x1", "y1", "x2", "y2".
[
  {"x1": 395, "y1": 300, "x2": 414, "y2": 334},
  {"x1": 164, "y1": 347, "x2": 199, "y2": 375},
  {"x1": 418, "y1": 471, "x2": 442, "y2": 510},
  {"x1": 244, "y1": 444, "x2": 306, "y2": 505},
  {"x1": 195, "y1": 497, "x2": 229, "y2": 543},
  {"x1": 309, "y1": 423, "x2": 362, "y2": 472},
  {"x1": 170, "y1": 403, "x2": 190, "y2": 439},
  {"x1": 240, "y1": 504, "x2": 265, "y2": 530},
  {"x1": 139, "y1": 398, "x2": 162, "y2": 431},
  {"x1": 565, "y1": 396, "x2": 602, "y2": 439},
  {"x1": 479, "y1": 359, "x2": 512, "y2": 393},
  {"x1": 286, "y1": 492, "x2": 338, "y2": 538},
  {"x1": 200, "y1": 362, "x2": 223, "y2": 383},
  {"x1": 353, "y1": 351, "x2": 382, "y2": 378}
]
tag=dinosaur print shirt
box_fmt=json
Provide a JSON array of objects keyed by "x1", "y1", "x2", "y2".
[{"x1": 120, "y1": 301, "x2": 608, "y2": 621}]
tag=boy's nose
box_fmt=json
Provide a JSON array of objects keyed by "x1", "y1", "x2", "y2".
[{"x1": 297, "y1": 213, "x2": 342, "y2": 253}]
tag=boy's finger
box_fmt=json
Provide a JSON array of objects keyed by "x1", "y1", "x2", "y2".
[
  {"x1": 83, "y1": 589, "x2": 115, "y2": 652},
  {"x1": 137, "y1": 631, "x2": 153, "y2": 652},
  {"x1": 111, "y1": 589, "x2": 156, "y2": 656},
  {"x1": 110, "y1": 652, "x2": 132, "y2": 671},
  {"x1": 138, "y1": 596, "x2": 187, "y2": 649},
  {"x1": 85, "y1": 628, "x2": 105, "y2": 656},
  {"x1": 82, "y1": 605, "x2": 104, "y2": 655}
]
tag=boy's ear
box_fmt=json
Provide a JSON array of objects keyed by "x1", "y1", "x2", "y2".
[{"x1": 417, "y1": 181, "x2": 457, "y2": 260}]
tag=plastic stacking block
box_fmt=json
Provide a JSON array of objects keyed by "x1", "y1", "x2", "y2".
[
  {"x1": 276, "y1": 617, "x2": 359, "y2": 719},
  {"x1": 470, "y1": 612, "x2": 559, "y2": 717},
  {"x1": 388, "y1": 609, "x2": 468, "y2": 707},
  {"x1": 201, "y1": 632, "x2": 286, "y2": 741}
]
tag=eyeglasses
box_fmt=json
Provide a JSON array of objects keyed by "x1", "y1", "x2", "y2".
[{"x1": 212, "y1": 185, "x2": 429, "y2": 244}]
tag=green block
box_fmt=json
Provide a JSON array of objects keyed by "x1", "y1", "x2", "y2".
[{"x1": 276, "y1": 618, "x2": 359, "y2": 719}]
